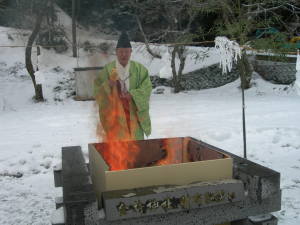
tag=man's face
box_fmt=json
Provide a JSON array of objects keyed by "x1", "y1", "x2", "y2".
[{"x1": 116, "y1": 48, "x2": 132, "y2": 67}]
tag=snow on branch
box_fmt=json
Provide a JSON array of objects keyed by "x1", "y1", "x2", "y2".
[{"x1": 215, "y1": 36, "x2": 241, "y2": 74}]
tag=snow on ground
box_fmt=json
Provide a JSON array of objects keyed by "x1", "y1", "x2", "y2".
[{"x1": 0, "y1": 25, "x2": 300, "y2": 225}]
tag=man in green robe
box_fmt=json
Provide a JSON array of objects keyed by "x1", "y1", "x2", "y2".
[{"x1": 94, "y1": 32, "x2": 152, "y2": 141}]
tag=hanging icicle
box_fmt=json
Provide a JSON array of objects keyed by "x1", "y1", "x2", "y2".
[
  {"x1": 215, "y1": 36, "x2": 242, "y2": 73},
  {"x1": 296, "y1": 49, "x2": 300, "y2": 72}
]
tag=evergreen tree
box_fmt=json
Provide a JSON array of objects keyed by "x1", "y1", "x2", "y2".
[{"x1": 206, "y1": 0, "x2": 300, "y2": 88}]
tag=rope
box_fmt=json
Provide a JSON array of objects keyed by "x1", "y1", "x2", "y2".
[
  {"x1": 0, "y1": 41, "x2": 298, "y2": 55},
  {"x1": 0, "y1": 44, "x2": 69, "y2": 48}
]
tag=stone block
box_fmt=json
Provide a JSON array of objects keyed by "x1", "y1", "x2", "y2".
[
  {"x1": 55, "y1": 196, "x2": 63, "y2": 209},
  {"x1": 84, "y1": 202, "x2": 101, "y2": 225},
  {"x1": 103, "y1": 179, "x2": 244, "y2": 221},
  {"x1": 249, "y1": 214, "x2": 278, "y2": 225},
  {"x1": 187, "y1": 179, "x2": 245, "y2": 210},
  {"x1": 54, "y1": 169, "x2": 62, "y2": 187},
  {"x1": 103, "y1": 185, "x2": 187, "y2": 221}
]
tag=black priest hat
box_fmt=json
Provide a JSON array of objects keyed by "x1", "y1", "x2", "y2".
[{"x1": 116, "y1": 31, "x2": 132, "y2": 48}]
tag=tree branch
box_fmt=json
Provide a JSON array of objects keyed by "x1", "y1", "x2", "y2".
[{"x1": 136, "y1": 15, "x2": 162, "y2": 59}]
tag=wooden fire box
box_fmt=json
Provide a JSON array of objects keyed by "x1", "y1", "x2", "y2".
[{"x1": 88, "y1": 137, "x2": 233, "y2": 204}]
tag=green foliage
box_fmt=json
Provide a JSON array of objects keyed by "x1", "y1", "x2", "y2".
[
  {"x1": 215, "y1": 18, "x2": 253, "y2": 44},
  {"x1": 211, "y1": 0, "x2": 297, "y2": 46},
  {"x1": 250, "y1": 32, "x2": 294, "y2": 62},
  {"x1": 252, "y1": 32, "x2": 288, "y2": 50}
]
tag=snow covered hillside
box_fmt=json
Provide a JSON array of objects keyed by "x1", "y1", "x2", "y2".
[{"x1": 0, "y1": 25, "x2": 300, "y2": 225}]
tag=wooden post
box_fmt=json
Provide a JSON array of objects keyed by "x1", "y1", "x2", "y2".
[{"x1": 72, "y1": 0, "x2": 77, "y2": 57}]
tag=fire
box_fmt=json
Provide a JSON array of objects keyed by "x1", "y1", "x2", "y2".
[
  {"x1": 100, "y1": 140, "x2": 140, "y2": 171},
  {"x1": 156, "y1": 139, "x2": 183, "y2": 166},
  {"x1": 96, "y1": 70, "x2": 183, "y2": 171},
  {"x1": 96, "y1": 70, "x2": 141, "y2": 171}
]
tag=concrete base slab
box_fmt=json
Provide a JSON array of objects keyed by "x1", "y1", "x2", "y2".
[{"x1": 98, "y1": 192, "x2": 280, "y2": 225}]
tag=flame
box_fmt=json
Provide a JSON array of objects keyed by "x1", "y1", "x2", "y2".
[
  {"x1": 100, "y1": 140, "x2": 141, "y2": 171},
  {"x1": 156, "y1": 139, "x2": 183, "y2": 166},
  {"x1": 96, "y1": 69, "x2": 141, "y2": 171},
  {"x1": 96, "y1": 70, "x2": 184, "y2": 171}
]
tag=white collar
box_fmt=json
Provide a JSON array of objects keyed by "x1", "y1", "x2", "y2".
[
  {"x1": 116, "y1": 59, "x2": 130, "y2": 76},
  {"x1": 116, "y1": 59, "x2": 131, "y2": 90}
]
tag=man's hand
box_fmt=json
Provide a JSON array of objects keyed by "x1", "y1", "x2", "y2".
[
  {"x1": 109, "y1": 69, "x2": 119, "y2": 88},
  {"x1": 110, "y1": 68, "x2": 119, "y2": 81}
]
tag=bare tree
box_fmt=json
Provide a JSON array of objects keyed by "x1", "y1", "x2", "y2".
[
  {"x1": 121, "y1": 0, "x2": 205, "y2": 93},
  {"x1": 25, "y1": 0, "x2": 50, "y2": 102},
  {"x1": 45, "y1": 0, "x2": 56, "y2": 45}
]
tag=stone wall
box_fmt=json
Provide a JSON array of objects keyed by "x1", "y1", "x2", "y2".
[
  {"x1": 151, "y1": 57, "x2": 298, "y2": 91},
  {"x1": 151, "y1": 64, "x2": 240, "y2": 90},
  {"x1": 253, "y1": 59, "x2": 296, "y2": 84}
]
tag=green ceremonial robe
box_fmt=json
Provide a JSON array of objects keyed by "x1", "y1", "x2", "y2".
[{"x1": 94, "y1": 60, "x2": 152, "y2": 140}]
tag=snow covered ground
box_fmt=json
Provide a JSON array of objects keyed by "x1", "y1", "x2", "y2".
[{"x1": 0, "y1": 25, "x2": 300, "y2": 225}]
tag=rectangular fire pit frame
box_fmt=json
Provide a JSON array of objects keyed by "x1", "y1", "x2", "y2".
[
  {"x1": 52, "y1": 137, "x2": 281, "y2": 225},
  {"x1": 89, "y1": 137, "x2": 233, "y2": 205}
]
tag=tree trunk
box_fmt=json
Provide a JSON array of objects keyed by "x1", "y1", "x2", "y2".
[
  {"x1": 47, "y1": 0, "x2": 55, "y2": 44},
  {"x1": 35, "y1": 84, "x2": 44, "y2": 101},
  {"x1": 136, "y1": 16, "x2": 161, "y2": 59},
  {"x1": 72, "y1": 0, "x2": 77, "y2": 57},
  {"x1": 171, "y1": 46, "x2": 186, "y2": 93},
  {"x1": 25, "y1": 10, "x2": 44, "y2": 102},
  {"x1": 171, "y1": 47, "x2": 180, "y2": 93},
  {"x1": 237, "y1": 52, "x2": 252, "y2": 89},
  {"x1": 177, "y1": 46, "x2": 186, "y2": 92},
  {"x1": 50, "y1": 0, "x2": 55, "y2": 24}
]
